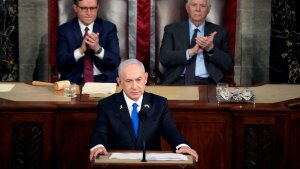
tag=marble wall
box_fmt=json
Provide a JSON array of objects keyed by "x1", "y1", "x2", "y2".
[
  {"x1": 235, "y1": 0, "x2": 300, "y2": 85},
  {"x1": 0, "y1": 0, "x2": 18, "y2": 81},
  {"x1": 270, "y1": 0, "x2": 300, "y2": 83}
]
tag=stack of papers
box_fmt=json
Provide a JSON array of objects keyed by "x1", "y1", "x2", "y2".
[
  {"x1": 0, "y1": 84, "x2": 15, "y2": 92},
  {"x1": 109, "y1": 153, "x2": 188, "y2": 161},
  {"x1": 82, "y1": 82, "x2": 117, "y2": 97}
]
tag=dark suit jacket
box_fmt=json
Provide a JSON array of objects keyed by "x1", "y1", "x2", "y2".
[
  {"x1": 159, "y1": 21, "x2": 233, "y2": 85},
  {"x1": 90, "y1": 91, "x2": 188, "y2": 151},
  {"x1": 56, "y1": 17, "x2": 121, "y2": 84}
]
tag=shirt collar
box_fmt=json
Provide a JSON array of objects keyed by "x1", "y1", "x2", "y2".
[
  {"x1": 122, "y1": 91, "x2": 143, "y2": 111},
  {"x1": 78, "y1": 20, "x2": 94, "y2": 35},
  {"x1": 188, "y1": 19, "x2": 205, "y2": 34}
]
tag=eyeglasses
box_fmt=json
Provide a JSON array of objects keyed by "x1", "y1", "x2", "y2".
[{"x1": 77, "y1": 5, "x2": 98, "y2": 12}]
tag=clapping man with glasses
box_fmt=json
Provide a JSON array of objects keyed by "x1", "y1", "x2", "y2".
[{"x1": 57, "y1": 0, "x2": 121, "y2": 84}]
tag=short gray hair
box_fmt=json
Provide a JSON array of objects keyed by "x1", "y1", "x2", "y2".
[
  {"x1": 73, "y1": 0, "x2": 99, "y2": 5},
  {"x1": 187, "y1": 0, "x2": 211, "y2": 5},
  {"x1": 118, "y1": 59, "x2": 145, "y2": 77}
]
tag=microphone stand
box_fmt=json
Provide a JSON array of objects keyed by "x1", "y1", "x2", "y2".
[
  {"x1": 139, "y1": 110, "x2": 147, "y2": 162},
  {"x1": 141, "y1": 124, "x2": 146, "y2": 162}
]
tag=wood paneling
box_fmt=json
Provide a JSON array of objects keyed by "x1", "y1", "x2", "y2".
[
  {"x1": 0, "y1": 85, "x2": 299, "y2": 169},
  {"x1": 289, "y1": 111, "x2": 300, "y2": 169},
  {"x1": 0, "y1": 104, "x2": 55, "y2": 169},
  {"x1": 54, "y1": 108, "x2": 96, "y2": 169}
]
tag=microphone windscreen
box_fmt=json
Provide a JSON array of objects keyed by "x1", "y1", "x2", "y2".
[{"x1": 138, "y1": 110, "x2": 147, "y2": 121}]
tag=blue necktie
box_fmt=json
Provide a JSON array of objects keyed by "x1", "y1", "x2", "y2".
[
  {"x1": 131, "y1": 103, "x2": 139, "y2": 138},
  {"x1": 185, "y1": 28, "x2": 199, "y2": 85}
]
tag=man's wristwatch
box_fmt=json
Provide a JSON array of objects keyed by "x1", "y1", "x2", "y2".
[{"x1": 95, "y1": 46, "x2": 103, "y2": 55}]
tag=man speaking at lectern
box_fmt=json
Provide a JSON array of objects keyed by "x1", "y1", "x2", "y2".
[{"x1": 89, "y1": 59, "x2": 198, "y2": 162}]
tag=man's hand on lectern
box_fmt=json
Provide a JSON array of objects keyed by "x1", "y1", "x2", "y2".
[
  {"x1": 89, "y1": 147, "x2": 109, "y2": 162},
  {"x1": 176, "y1": 146, "x2": 198, "y2": 162}
]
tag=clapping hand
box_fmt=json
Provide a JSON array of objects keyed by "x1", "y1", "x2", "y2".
[
  {"x1": 80, "y1": 32, "x2": 100, "y2": 54},
  {"x1": 196, "y1": 31, "x2": 217, "y2": 51},
  {"x1": 189, "y1": 43, "x2": 203, "y2": 58}
]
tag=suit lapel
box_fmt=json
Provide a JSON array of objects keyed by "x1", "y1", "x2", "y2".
[
  {"x1": 72, "y1": 18, "x2": 83, "y2": 46},
  {"x1": 115, "y1": 92, "x2": 138, "y2": 145},
  {"x1": 136, "y1": 92, "x2": 151, "y2": 143},
  {"x1": 182, "y1": 21, "x2": 190, "y2": 50},
  {"x1": 204, "y1": 21, "x2": 213, "y2": 36},
  {"x1": 203, "y1": 22, "x2": 214, "y2": 71},
  {"x1": 92, "y1": 18, "x2": 103, "y2": 38}
]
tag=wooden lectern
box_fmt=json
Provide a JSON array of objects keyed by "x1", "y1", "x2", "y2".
[{"x1": 92, "y1": 151, "x2": 197, "y2": 169}]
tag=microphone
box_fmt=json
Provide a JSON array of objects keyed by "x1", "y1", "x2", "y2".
[
  {"x1": 138, "y1": 105, "x2": 149, "y2": 162},
  {"x1": 138, "y1": 109, "x2": 147, "y2": 122}
]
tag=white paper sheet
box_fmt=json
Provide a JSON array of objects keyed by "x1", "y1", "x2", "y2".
[
  {"x1": 109, "y1": 153, "x2": 188, "y2": 161},
  {"x1": 0, "y1": 84, "x2": 15, "y2": 92},
  {"x1": 82, "y1": 82, "x2": 117, "y2": 95}
]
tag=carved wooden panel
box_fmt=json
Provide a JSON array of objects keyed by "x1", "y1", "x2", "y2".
[
  {"x1": 0, "y1": 107, "x2": 54, "y2": 169},
  {"x1": 234, "y1": 109, "x2": 289, "y2": 169},
  {"x1": 243, "y1": 125, "x2": 273, "y2": 169},
  {"x1": 12, "y1": 123, "x2": 43, "y2": 169}
]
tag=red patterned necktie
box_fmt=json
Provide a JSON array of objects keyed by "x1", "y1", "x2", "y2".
[{"x1": 83, "y1": 27, "x2": 94, "y2": 82}]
